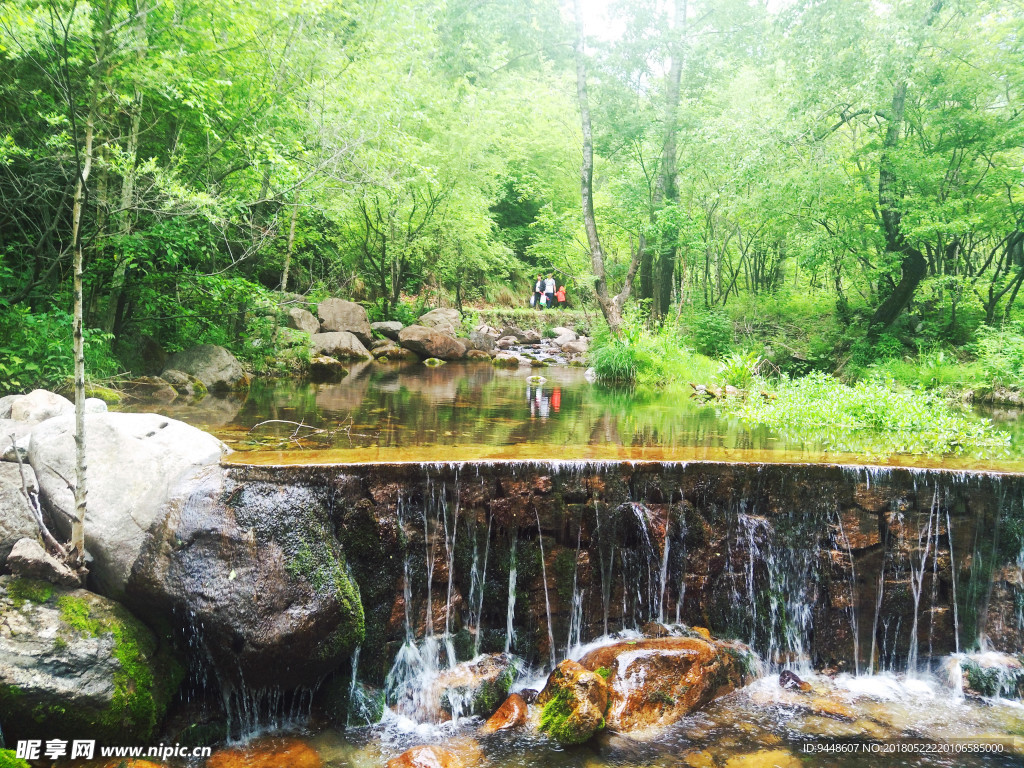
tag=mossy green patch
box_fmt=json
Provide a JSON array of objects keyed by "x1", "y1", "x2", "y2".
[
  {"x1": 0, "y1": 749, "x2": 30, "y2": 768},
  {"x1": 84, "y1": 384, "x2": 123, "y2": 404},
  {"x1": 594, "y1": 666, "x2": 611, "y2": 679},
  {"x1": 7, "y1": 578, "x2": 53, "y2": 607},
  {"x1": 538, "y1": 688, "x2": 602, "y2": 745}
]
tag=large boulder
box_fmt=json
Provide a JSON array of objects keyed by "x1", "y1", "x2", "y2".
[
  {"x1": 0, "y1": 576, "x2": 182, "y2": 743},
  {"x1": 318, "y1": 299, "x2": 372, "y2": 345},
  {"x1": 0, "y1": 419, "x2": 32, "y2": 461},
  {"x1": 371, "y1": 321, "x2": 404, "y2": 341},
  {"x1": 162, "y1": 345, "x2": 248, "y2": 393},
  {"x1": 578, "y1": 635, "x2": 757, "y2": 735},
  {"x1": 0, "y1": 463, "x2": 41, "y2": 566},
  {"x1": 398, "y1": 326, "x2": 467, "y2": 361},
  {"x1": 8, "y1": 390, "x2": 74, "y2": 425},
  {"x1": 561, "y1": 339, "x2": 589, "y2": 356},
  {"x1": 417, "y1": 308, "x2": 461, "y2": 336},
  {"x1": 536, "y1": 659, "x2": 609, "y2": 745},
  {"x1": 286, "y1": 307, "x2": 320, "y2": 336},
  {"x1": 126, "y1": 465, "x2": 365, "y2": 690},
  {"x1": 311, "y1": 331, "x2": 372, "y2": 360},
  {"x1": 28, "y1": 413, "x2": 228, "y2": 599}
]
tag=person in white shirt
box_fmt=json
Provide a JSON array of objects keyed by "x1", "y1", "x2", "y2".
[{"x1": 544, "y1": 275, "x2": 556, "y2": 309}]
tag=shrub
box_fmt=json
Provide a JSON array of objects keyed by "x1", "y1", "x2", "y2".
[
  {"x1": 689, "y1": 310, "x2": 733, "y2": 358},
  {"x1": 974, "y1": 323, "x2": 1024, "y2": 390}
]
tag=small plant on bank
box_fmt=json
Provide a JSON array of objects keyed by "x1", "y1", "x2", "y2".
[{"x1": 717, "y1": 351, "x2": 765, "y2": 388}]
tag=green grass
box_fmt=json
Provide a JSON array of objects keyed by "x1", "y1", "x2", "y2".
[
  {"x1": 590, "y1": 323, "x2": 718, "y2": 387},
  {"x1": 715, "y1": 371, "x2": 1010, "y2": 457}
]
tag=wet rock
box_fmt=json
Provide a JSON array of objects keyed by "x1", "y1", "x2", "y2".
[
  {"x1": 286, "y1": 307, "x2": 321, "y2": 336},
  {"x1": 371, "y1": 320, "x2": 404, "y2": 341},
  {"x1": 0, "y1": 576, "x2": 181, "y2": 743},
  {"x1": 386, "y1": 745, "x2": 463, "y2": 768},
  {"x1": 944, "y1": 652, "x2": 1024, "y2": 699},
  {"x1": 578, "y1": 636, "x2": 758, "y2": 735},
  {"x1": 123, "y1": 376, "x2": 178, "y2": 402},
  {"x1": 8, "y1": 389, "x2": 74, "y2": 425},
  {"x1": 418, "y1": 308, "x2": 462, "y2": 336},
  {"x1": 537, "y1": 659, "x2": 609, "y2": 745},
  {"x1": 206, "y1": 737, "x2": 322, "y2": 768},
  {"x1": 480, "y1": 692, "x2": 527, "y2": 733},
  {"x1": 498, "y1": 326, "x2": 528, "y2": 343},
  {"x1": 127, "y1": 465, "x2": 364, "y2": 690},
  {"x1": 779, "y1": 669, "x2": 812, "y2": 692},
  {"x1": 318, "y1": 298, "x2": 372, "y2": 345},
  {"x1": 492, "y1": 354, "x2": 520, "y2": 368},
  {"x1": 396, "y1": 653, "x2": 519, "y2": 722},
  {"x1": 495, "y1": 337, "x2": 516, "y2": 349},
  {"x1": 465, "y1": 350, "x2": 492, "y2": 360},
  {"x1": 682, "y1": 750, "x2": 716, "y2": 768},
  {"x1": 163, "y1": 345, "x2": 248, "y2": 393},
  {"x1": 311, "y1": 331, "x2": 373, "y2": 360},
  {"x1": 0, "y1": 463, "x2": 40, "y2": 566},
  {"x1": 29, "y1": 413, "x2": 228, "y2": 599},
  {"x1": 156, "y1": 370, "x2": 206, "y2": 399},
  {"x1": 641, "y1": 621, "x2": 671, "y2": 637},
  {"x1": 399, "y1": 326, "x2": 467, "y2": 361},
  {"x1": 309, "y1": 355, "x2": 349, "y2": 382},
  {"x1": 5, "y1": 538, "x2": 80, "y2": 587},
  {"x1": 522, "y1": 329, "x2": 542, "y2": 344},
  {"x1": 723, "y1": 749, "x2": 802, "y2": 768}
]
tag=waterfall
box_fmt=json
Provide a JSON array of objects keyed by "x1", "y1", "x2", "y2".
[
  {"x1": 535, "y1": 508, "x2": 557, "y2": 670},
  {"x1": 504, "y1": 536, "x2": 517, "y2": 654}
]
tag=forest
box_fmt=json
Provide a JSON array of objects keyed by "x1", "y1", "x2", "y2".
[{"x1": 0, "y1": 0, "x2": 1022, "y2": 405}]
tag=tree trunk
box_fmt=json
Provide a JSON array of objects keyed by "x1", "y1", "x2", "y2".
[{"x1": 281, "y1": 202, "x2": 299, "y2": 291}]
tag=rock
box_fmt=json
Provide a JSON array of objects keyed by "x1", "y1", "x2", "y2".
[
  {"x1": 492, "y1": 355, "x2": 521, "y2": 369},
  {"x1": 123, "y1": 376, "x2": 178, "y2": 402},
  {"x1": 0, "y1": 395, "x2": 20, "y2": 419},
  {"x1": 160, "y1": 369, "x2": 207, "y2": 398},
  {"x1": 467, "y1": 331, "x2": 496, "y2": 353},
  {"x1": 393, "y1": 653, "x2": 519, "y2": 723},
  {"x1": 398, "y1": 326, "x2": 467, "y2": 361},
  {"x1": 522, "y1": 329, "x2": 542, "y2": 344},
  {"x1": 85, "y1": 397, "x2": 108, "y2": 413},
  {"x1": 5, "y1": 538, "x2": 80, "y2": 587},
  {"x1": 945, "y1": 652, "x2": 1024, "y2": 699},
  {"x1": 562, "y1": 340, "x2": 589, "y2": 355},
  {"x1": 496, "y1": 336, "x2": 517, "y2": 350},
  {"x1": 126, "y1": 465, "x2": 364, "y2": 690},
  {"x1": 163, "y1": 345, "x2": 248, "y2": 393},
  {"x1": 417, "y1": 308, "x2": 461, "y2": 336},
  {"x1": 0, "y1": 463, "x2": 40, "y2": 566},
  {"x1": 423, "y1": 357, "x2": 446, "y2": 367},
  {"x1": 779, "y1": 669, "x2": 812, "y2": 692},
  {"x1": 318, "y1": 299, "x2": 372, "y2": 345},
  {"x1": 311, "y1": 331, "x2": 373, "y2": 360},
  {"x1": 536, "y1": 659, "x2": 609, "y2": 745},
  {"x1": 480, "y1": 693, "x2": 527, "y2": 734},
  {"x1": 386, "y1": 745, "x2": 463, "y2": 768},
  {"x1": 551, "y1": 327, "x2": 577, "y2": 342},
  {"x1": 578, "y1": 636, "x2": 757, "y2": 735},
  {"x1": 286, "y1": 307, "x2": 321, "y2": 336},
  {"x1": 9, "y1": 390, "x2": 74, "y2": 425},
  {"x1": 498, "y1": 326, "x2": 528, "y2": 343},
  {"x1": 371, "y1": 321, "x2": 404, "y2": 341},
  {"x1": 0, "y1": 576, "x2": 181, "y2": 743},
  {"x1": 723, "y1": 749, "x2": 802, "y2": 768},
  {"x1": 28, "y1": 413, "x2": 228, "y2": 599},
  {"x1": 309, "y1": 355, "x2": 349, "y2": 382},
  {"x1": 0, "y1": 419, "x2": 32, "y2": 460},
  {"x1": 465, "y1": 350, "x2": 492, "y2": 360},
  {"x1": 206, "y1": 737, "x2": 322, "y2": 768}
]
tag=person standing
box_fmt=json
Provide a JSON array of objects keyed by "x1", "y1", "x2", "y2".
[
  {"x1": 555, "y1": 285, "x2": 566, "y2": 309},
  {"x1": 533, "y1": 275, "x2": 544, "y2": 309},
  {"x1": 544, "y1": 274, "x2": 556, "y2": 309}
]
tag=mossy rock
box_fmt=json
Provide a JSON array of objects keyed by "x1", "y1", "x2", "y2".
[
  {"x1": 536, "y1": 660, "x2": 608, "y2": 745},
  {"x1": 0, "y1": 577, "x2": 183, "y2": 743},
  {"x1": 423, "y1": 357, "x2": 447, "y2": 367},
  {"x1": 492, "y1": 357, "x2": 519, "y2": 369},
  {"x1": 84, "y1": 385, "x2": 124, "y2": 404}
]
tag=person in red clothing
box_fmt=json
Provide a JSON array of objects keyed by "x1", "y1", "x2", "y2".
[{"x1": 555, "y1": 285, "x2": 566, "y2": 309}]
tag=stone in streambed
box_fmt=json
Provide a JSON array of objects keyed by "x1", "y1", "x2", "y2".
[
  {"x1": 398, "y1": 326, "x2": 466, "y2": 361},
  {"x1": 371, "y1": 320, "x2": 404, "y2": 341},
  {"x1": 577, "y1": 636, "x2": 758, "y2": 736},
  {"x1": 723, "y1": 749, "x2": 802, "y2": 768},
  {"x1": 311, "y1": 331, "x2": 372, "y2": 360},
  {"x1": 206, "y1": 737, "x2": 322, "y2": 768},
  {"x1": 163, "y1": 344, "x2": 248, "y2": 393},
  {"x1": 537, "y1": 659, "x2": 609, "y2": 745},
  {"x1": 386, "y1": 744, "x2": 469, "y2": 768},
  {"x1": 310, "y1": 355, "x2": 348, "y2": 382},
  {"x1": 317, "y1": 298, "x2": 372, "y2": 346},
  {"x1": 417, "y1": 307, "x2": 461, "y2": 336},
  {"x1": 286, "y1": 307, "x2": 321, "y2": 336},
  {"x1": 480, "y1": 692, "x2": 527, "y2": 734}
]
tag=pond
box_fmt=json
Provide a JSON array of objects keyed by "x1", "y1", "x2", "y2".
[{"x1": 122, "y1": 360, "x2": 1024, "y2": 471}]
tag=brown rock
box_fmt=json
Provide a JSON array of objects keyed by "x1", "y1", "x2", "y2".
[
  {"x1": 317, "y1": 298, "x2": 372, "y2": 345},
  {"x1": 311, "y1": 331, "x2": 372, "y2": 360},
  {"x1": 480, "y1": 693, "x2": 527, "y2": 734},
  {"x1": 386, "y1": 745, "x2": 463, "y2": 768},
  {"x1": 465, "y1": 349, "x2": 491, "y2": 360},
  {"x1": 398, "y1": 325, "x2": 467, "y2": 361},
  {"x1": 578, "y1": 636, "x2": 756, "y2": 734},
  {"x1": 122, "y1": 377, "x2": 178, "y2": 402},
  {"x1": 309, "y1": 355, "x2": 348, "y2": 382},
  {"x1": 723, "y1": 749, "x2": 802, "y2": 768},
  {"x1": 536, "y1": 659, "x2": 609, "y2": 744},
  {"x1": 206, "y1": 737, "x2": 322, "y2": 768}
]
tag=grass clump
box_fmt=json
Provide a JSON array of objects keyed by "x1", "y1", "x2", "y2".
[
  {"x1": 590, "y1": 321, "x2": 718, "y2": 387},
  {"x1": 716, "y1": 371, "x2": 1009, "y2": 457}
]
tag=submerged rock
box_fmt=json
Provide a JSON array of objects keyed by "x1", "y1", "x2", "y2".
[
  {"x1": 309, "y1": 354, "x2": 349, "y2": 382},
  {"x1": 723, "y1": 749, "x2": 802, "y2": 768},
  {"x1": 163, "y1": 344, "x2": 248, "y2": 393},
  {"x1": 0, "y1": 575, "x2": 181, "y2": 743},
  {"x1": 206, "y1": 737, "x2": 322, "y2": 768},
  {"x1": 537, "y1": 659, "x2": 609, "y2": 745},
  {"x1": 578, "y1": 636, "x2": 758, "y2": 735}
]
